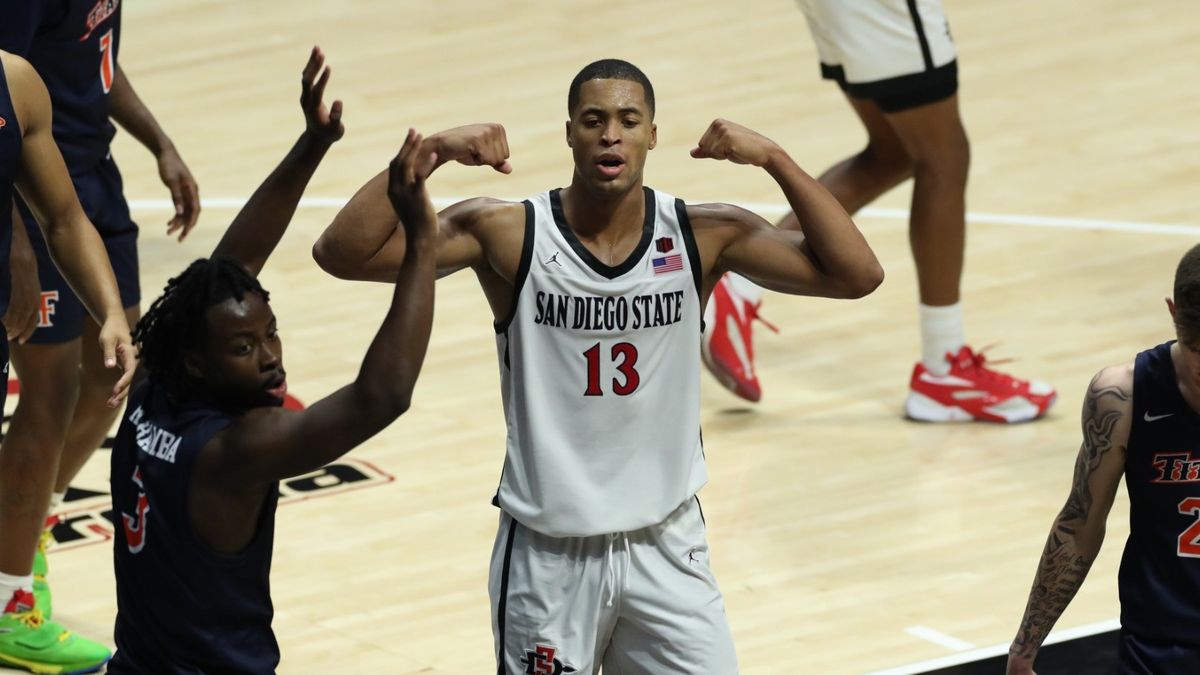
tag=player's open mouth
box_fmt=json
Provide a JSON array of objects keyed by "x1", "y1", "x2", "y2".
[
  {"x1": 265, "y1": 376, "x2": 288, "y2": 400},
  {"x1": 596, "y1": 155, "x2": 625, "y2": 177}
]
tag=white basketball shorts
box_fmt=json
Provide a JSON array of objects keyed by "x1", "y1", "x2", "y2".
[
  {"x1": 489, "y1": 497, "x2": 738, "y2": 674},
  {"x1": 797, "y1": 0, "x2": 958, "y2": 111}
]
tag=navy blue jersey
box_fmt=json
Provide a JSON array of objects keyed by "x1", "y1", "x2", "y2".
[
  {"x1": 25, "y1": 0, "x2": 119, "y2": 171},
  {"x1": 0, "y1": 1, "x2": 41, "y2": 57},
  {"x1": 0, "y1": 59, "x2": 21, "y2": 318},
  {"x1": 1119, "y1": 341, "x2": 1200, "y2": 643},
  {"x1": 109, "y1": 381, "x2": 281, "y2": 674}
]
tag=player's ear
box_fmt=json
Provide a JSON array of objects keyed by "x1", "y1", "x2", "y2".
[
  {"x1": 649, "y1": 123, "x2": 657, "y2": 150},
  {"x1": 1168, "y1": 297, "x2": 1177, "y2": 322},
  {"x1": 565, "y1": 120, "x2": 573, "y2": 148},
  {"x1": 183, "y1": 351, "x2": 205, "y2": 381}
]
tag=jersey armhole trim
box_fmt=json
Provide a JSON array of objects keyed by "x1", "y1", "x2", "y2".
[
  {"x1": 675, "y1": 198, "x2": 705, "y2": 333},
  {"x1": 493, "y1": 200, "x2": 536, "y2": 335}
]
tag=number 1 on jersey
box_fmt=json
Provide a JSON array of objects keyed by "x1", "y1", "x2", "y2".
[
  {"x1": 583, "y1": 342, "x2": 640, "y2": 396},
  {"x1": 99, "y1": 29, "x2": 115, "y2": 93}
]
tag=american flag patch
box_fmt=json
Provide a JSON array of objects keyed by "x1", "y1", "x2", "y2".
[{"x1": 652, "y1": 254, "x2": 683, "y2": 274}]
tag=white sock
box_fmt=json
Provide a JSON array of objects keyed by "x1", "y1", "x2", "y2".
[
  {"x1": 47, "y1": 491, "x2": 65, "y2": 518},
  {"x1": 920, "y1": 302, "x2": 965, "y2": 375},
  {"x1": 726, "y1": 273, "x2": 763, "y2": 305},
  {"x1": 0, "y1": 571, "x2": 33, "y2": 610}
]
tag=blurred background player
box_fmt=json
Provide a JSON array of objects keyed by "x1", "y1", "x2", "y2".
[
  {"x1": 1007, "y1": 243, "x2": 1200, "y2": 673},
  {"x1": 704, "y1": 0, "x2": 1056, "y2": 424},
  {"x1": 0, "y1": 0, "x2": 200, "y2": 630},
  {"x1": 0, "y1": 44, "x2": 136, "y2": 674}
]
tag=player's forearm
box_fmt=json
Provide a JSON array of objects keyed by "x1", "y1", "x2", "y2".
[
  {"x1": 1009, "y1": 515, "x2": 1104, "y2": 662},
  {"x1": 43, "y1": 215, "x2": 125, "y2": 321},
  {"x1": 109, "y1": 66, "x2": 173, "y2": 157},
  {"x1": 9, "y1": 204, "x2": 35, "y2": 272},
  {"x1": 764, "y1": 149, "x2": 882, "y2": 297},
  {"x1": 313, "y1": 169, "x2": 404, "y2": 280},
  {"x1": 215, "y1": 131, "x2": 333, "y2": 276}
]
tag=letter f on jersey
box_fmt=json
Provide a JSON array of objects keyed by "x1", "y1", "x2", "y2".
[{"x1": 121, "y1": 466, "x2": 151, "y2": 553}]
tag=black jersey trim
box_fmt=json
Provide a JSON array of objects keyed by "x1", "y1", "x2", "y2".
[
  {"x1": 493, "y1": 201, "x2": 536, "y2": 335},
  {"x1": 495, "y1": 517, "x2": 518, "y2": 675},
  {"x1": 550, "y1": 187, "x2": 656, "y2": 280},
  {"x1": 906, "y1": 0, "x2": 935, "y2": 71},
  {"x1": 674, "y1": 198, "x2": 705, "y2": 333},
  {"x1": 695, "y1": 495, "x2": 706, "y2": 526}
]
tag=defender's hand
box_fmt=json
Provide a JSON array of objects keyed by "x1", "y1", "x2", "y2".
[
  {"x1": 425, "y1": 123, "x2": 511, "y2": 174},
  {"x1": 387, "y1": 129, "x2": 438, "y2": 239},
  {"x1": 301, "y1": 46, "x2": 345, "y2": 146},
  {"x1": 98, "y1": 317, "x2": 138, "y2": 407},
  {"x1": 690, "y1": 119, "x2": 781, "y2": 168},
  {"x1": 158, "y1": 147, "x2": 200, "y2": 241}
]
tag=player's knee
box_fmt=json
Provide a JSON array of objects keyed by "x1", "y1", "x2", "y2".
[
  {"x1": 860, "y1": 142, "x2": 914, "y2": 184},
  {"x1": 911, "y1": 132, "x2": 970, "y2": 186}
]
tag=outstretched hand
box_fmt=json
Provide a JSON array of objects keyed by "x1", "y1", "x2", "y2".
[
  {"x1": 425, "y1": 123, "x2": 512, "y2": 174},
  {"x1": 158, "y1": 148, "x2": 200, "y2": 241},
  {"x1": 98, "y1": 317, "x2": 138, "y2": 407},
  {"x1": 690, "y1": 119, "x2": 780, "y2": 168},
  {"x1": 301, "y1": 46, "x2": 345, "y2": 145},
  {"x1": 387, "y1": 128, "x2": 439, "y2": 239}
]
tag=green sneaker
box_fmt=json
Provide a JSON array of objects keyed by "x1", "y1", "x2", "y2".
[
  {"x1": 32, "y1": 520, "x2": 54, "y2": 619},
  {"x1": 0, "y1": 591, "x2": 110, "y2": 675}
]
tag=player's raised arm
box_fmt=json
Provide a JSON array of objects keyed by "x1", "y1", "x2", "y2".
[
  {"x1": 1006, "y1": 366, "x2": 1132, "y2": 675},
  {"x1": 109, "y1": 64, "x2": 200, "y2": 241},
  {"x1": 691, "y1": 119, "x2": 883, "y2": 299},
  {"x1": 5, "y1": 51, "x2": 134, "y2": 404},
  {"x1": 312, "y1": 123, "x2": 511, "y2": 282},
  {"x1": 213, "y1": 46, "x2": 343, "y2": 277},
  {"x1": 203, "y1": 130, "x2": 439, "y2": 483}
]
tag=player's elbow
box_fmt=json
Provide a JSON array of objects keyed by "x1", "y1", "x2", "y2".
[
  {"x1": 844, "y1": 262, "x2": 884, "y2": 299},
  {"x1": 312, "y1": 234, "x2": 355, "y2": 280}
]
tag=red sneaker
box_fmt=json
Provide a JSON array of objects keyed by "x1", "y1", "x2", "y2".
[
  {"x1": 906, "y1": 345, "x2": 1057, "y2": 423},
  {"x1": 702, "y1": 274, "x2": 778, "y2": 402}
]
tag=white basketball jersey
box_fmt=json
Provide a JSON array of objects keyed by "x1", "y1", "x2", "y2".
[{"x1": 494, "y1": 187, "x2": 707, "y2": 537}]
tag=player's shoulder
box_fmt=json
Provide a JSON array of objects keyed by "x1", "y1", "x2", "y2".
[
  {"x1": 684, "y1": 201, "x2": 761, "y2": 231},
  {"x1": 0, "y1": 50, "x2": 36, "y2": 87},
  {"x1": 441, "y1": 197, "x2": 525, "y2": 231},
  {"x1": 1090, "y1": 362, "x2": 1135, "y2": 394}
]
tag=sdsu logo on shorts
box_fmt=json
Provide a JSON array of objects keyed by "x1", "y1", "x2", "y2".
[{"x1": 521, "y1": 644, "x2": 576, "y2": 674}]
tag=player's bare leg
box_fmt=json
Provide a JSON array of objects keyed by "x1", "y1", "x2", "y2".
[
  {"x1": 1, "y1": 340, "x2": 81, "y2": 614},
  {"x1": 53, "y1": 306, "x2": 140, "y2": 493}
]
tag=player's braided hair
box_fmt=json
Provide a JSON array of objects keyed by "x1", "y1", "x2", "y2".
[
  {"x1": 133, "y1": 257, "x2": 269, "y2": 397},
  {"x1": 568, "y1": 58, "x2": 656, "y2": 119},
  {"x1": 1174, "y1": 243, "x2": 1200, "y2": 347}
]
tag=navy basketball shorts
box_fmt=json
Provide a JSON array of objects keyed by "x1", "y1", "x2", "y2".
[
  {"x1": 490, "y1": 497, "x2": 739, "y2": 674},
  {"x1": 1118, "y1": 630, "x2": 1200, "y2": 674},
  {"x1": 17, "y1": 155, "x2": 140, "y2": 344},
  {"x1": 796, "y1": 0, "x2": 958, "y2": 112}
]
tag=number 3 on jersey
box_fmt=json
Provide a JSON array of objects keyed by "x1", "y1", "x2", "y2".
[
  {"x1": 99, "y1": 28, "x2": 116, "y2": 93},
  {"x1": 584, "y1": 342, "x2": 640, "y2": 396}
]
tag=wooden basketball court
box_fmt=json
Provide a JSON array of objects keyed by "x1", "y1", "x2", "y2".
[{"x1": 8, "y1": 0, "x2": 1199, "y2": 672}]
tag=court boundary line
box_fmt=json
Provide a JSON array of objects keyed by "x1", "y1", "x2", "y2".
[
  {"x1": 126, "y1": 197, "x2": 1200, "y2": 237},
  {"x1": 867, "y1": 617, "x2": 1121, "y2": 675},
  {"x1": 904, "y1": 625, "x2": 976, "y2": 652}
]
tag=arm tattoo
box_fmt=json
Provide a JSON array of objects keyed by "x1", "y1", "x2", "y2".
[{"x1": 1010, "y1": 381, "x2": 1130, "y2": 659}]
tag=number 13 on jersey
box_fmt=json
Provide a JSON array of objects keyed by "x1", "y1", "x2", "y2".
[{"x1": 583, "y1": 342, "x2": 640, "y2": 396}]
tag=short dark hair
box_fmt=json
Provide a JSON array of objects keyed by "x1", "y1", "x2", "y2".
[
  {"x1": 1174, "y1": 244, "x2": 1200, "y2": 346},
  {"x1": 567, "y1": 59, "x2": 655, "y2": 119},
  {"x1": 134, "y1": 257, "x2": 268, "y2": 400}
]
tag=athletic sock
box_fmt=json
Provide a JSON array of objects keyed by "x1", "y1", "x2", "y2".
[
  {"x1": 0, "y1": 571, "x2": 33, "y2": 612},
  {"x1": 919, "y1": 302, "x2": 965, "y2": 376},
  {"x1": 47, "y1": 491, "x2": 65, "y2": 518}
]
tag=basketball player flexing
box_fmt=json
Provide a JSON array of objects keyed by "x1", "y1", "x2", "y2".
[
  {"x1": 107, "y1": 48, "x2": 438, "y2": 674},
  {"x1": 0, "y1": 47, "x2": 135, "y2": 673},
  {"x1": 705, "y1": 0, "x2": 1056, "y2": 422},
  {"x1": 315, "y1": 59, "x2": 883, "y2": 673},
  {"x1": 1007, "y1": 244, "x2": 1200, "y2": 674},
  {"x1": 0, "y1": 0, "x2": 202, "y2": 632}
]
